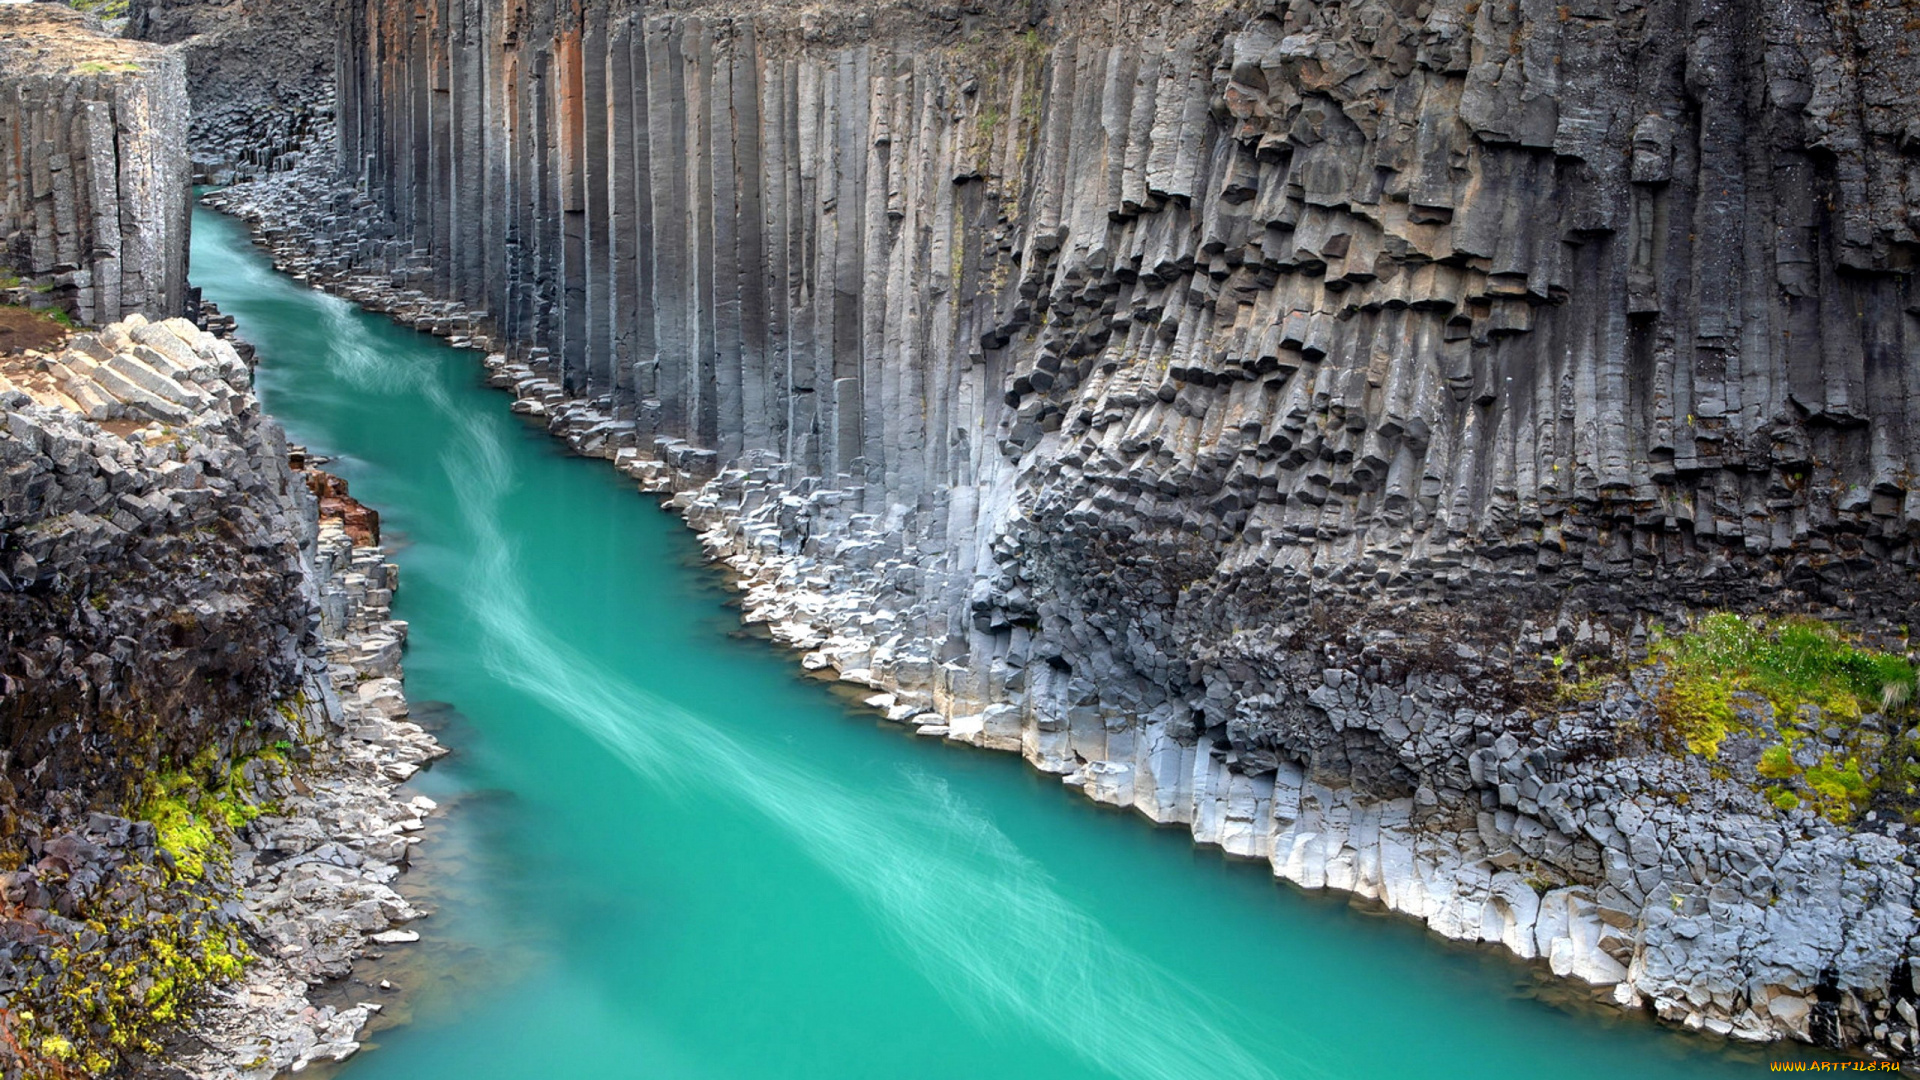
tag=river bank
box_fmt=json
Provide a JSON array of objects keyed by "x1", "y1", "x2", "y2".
[{"x1": 168, "y1": 479, "x2": 445, "y2": 1079}]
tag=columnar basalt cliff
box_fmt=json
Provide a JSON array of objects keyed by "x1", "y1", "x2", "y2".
[
  {"x1": 0, "y1": 14, "x2": 443, "y2": 1076},
  {"x1": 0, "y1": 5, "x2": 189, "y2": 326},
  {"x1": 125, "y1": 0, "x2": 335, "y2": 182},
  {"x1": 208, "y1": 0, "x2": 1920, "y2": 1062}
]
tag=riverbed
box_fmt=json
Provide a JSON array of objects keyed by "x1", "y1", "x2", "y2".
[{"x1": 187, "y1": 203, "x2": 1808, "y2": 1080}]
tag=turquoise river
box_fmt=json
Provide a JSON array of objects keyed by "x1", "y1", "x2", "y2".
[{"x1": 188, "y1": 204, "x2": 1812, "y2": 1079}]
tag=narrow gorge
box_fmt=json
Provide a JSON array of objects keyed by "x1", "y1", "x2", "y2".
[
  {"x1": 211, "y1": 0, "x2": 1920, "y2": 1056},
  {"x1": 1, "y1": 0, "x2": 1918, "y2": 1072}
]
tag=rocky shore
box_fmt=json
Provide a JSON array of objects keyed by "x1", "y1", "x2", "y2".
[
  {"x1": 169, "y1": 484, "x2": 444, "y2": 1079},
  {"x1": 0, "y1": 315, "x2": 441, "y2": 1077}
]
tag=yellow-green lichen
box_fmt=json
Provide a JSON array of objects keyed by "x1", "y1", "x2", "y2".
[
  {"x1": 20, "y1": 891, "x2": 252, "y2": 1070},
  {"x1": 135, "y1": 745, "x2": 279, "y2": 878},
  {"x1": 10, "y1": 741, "x2": 283, "y2": 1075}
]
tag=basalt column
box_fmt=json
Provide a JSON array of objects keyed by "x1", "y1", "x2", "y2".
[
  {"x1": 0, "y1": 5, "x2": 190, "y2": 324},
  {"x1": 327, "y1": 0, "x2": 1920, "y2": 600},
  {"x1": 333, "y1": 0, "x2": 1053, "y2": 505}
]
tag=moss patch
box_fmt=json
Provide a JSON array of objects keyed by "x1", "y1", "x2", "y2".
[
  {"x1": 4, "y1": 747, "x2": 286, "y2": 1073},
  {"x1": 1650, "y1": 613, "x2": 1915, "y2": 734},
  {"x1": 1756, "y1": 743, "x2": 1798, "y2": 780},
  {"x1": 1547, "y1": 651, "x2": 1613, "y2": 706},
  {"x1": 16, "y1": 881, "x2": 251, "y2": 1073},
  {"x1": 72, "y1": 58, "x2": 138, "y2": 75},
  {"x1": 1647, "y1": 612, "x2": 1918, "y2": 822},
  {"x1": 135, "y1": 747, "x2": 277, "y2": 878},
  {"x1": 67, "y1": 0, "x2": 131, "y2": 21}
]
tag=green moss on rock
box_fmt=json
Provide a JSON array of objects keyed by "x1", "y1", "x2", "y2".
[
  {"x1": 17, "y1": 884, "x2": 252, "y2": 1074},
  {"x1": 135, "y1": 747, "x2": 276, "y2": 879},
  {"x1": 1650, "y1": 613, "x2": 1916, "y2": 740},
  {"x1": 1645, "y1": 613, "x2": 1920, "y2": 823},
  {"x1": 0, "y1": 747, "x2": 293, "y2": 1075}
]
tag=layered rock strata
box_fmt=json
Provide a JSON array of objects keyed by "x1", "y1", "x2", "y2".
[
  {"x1": 0, "y1": 5, "x2": 189, "y2": 325},
  {"x1": 0, "y1": 316, "x2": 439, "y2": 1077},
  {"x1": 207, "y1": 0, "x2": 1920, "y2": 1063}
]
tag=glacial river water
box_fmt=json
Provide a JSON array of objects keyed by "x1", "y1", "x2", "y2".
[{"x1": 187, "y1": 204, "x2": 1805, "y2": 1079}]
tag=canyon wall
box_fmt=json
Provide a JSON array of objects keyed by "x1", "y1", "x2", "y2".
[
  {"x1": 216, "y1": 0, "x2": 1920, "y2": 1062},
  {"x1": 0, "y1": 316, "x2": 315, "y2": 807},
  {"x1": 0, "y1": 312, "x2": 315, "y2": 1076},
  {"x1": 0, "y1": 15, "x2": 441, "y2": 1075},
  {"x1": 126, "y1": 0, "x2": 335, "y2": 182},
  {"x1": 0, "y1": 311, "x2": 443, "y2": 1078},
  {"x1": 0, "y1": 5, "x2": 189, "y2": 324}
]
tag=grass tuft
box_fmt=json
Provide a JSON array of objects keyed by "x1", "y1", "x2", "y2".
[
  {"x1": 1651, "y1": 613, "x2": 1915, "y2": 744},
  {"x1": 1648, "y1": 613, "x2": 1918, "y2": 822}
]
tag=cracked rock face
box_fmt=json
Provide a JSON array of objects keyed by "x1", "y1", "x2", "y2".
[
  {"x1": 0, "y1": 316, "x2": 316, "y2": 801},
  {"x1": 0, "y1": 5, "x2": 190, "y2": 325},
  {"x1": 0, "y1": 316, "x2": 318, "y2": 1077},
  {"x1": 201, "y1": 0, "x2": 1920, "y2": 1064}
]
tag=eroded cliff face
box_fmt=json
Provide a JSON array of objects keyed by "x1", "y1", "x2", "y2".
[
  {"x1": 0, "y1": 15, "x2": 445, "y2": 1074},
  {"x1": 0, "y1": 313, "x2": 445, "y2": 1078},
  {"x1": 0, "y1": 5, "x2": 189, "y2": 325},
  {"x1": 0, "y1": 315, "x2": 319, "y2": 1076},
  {"x1": 0, "y1": 318, "x2": 315, "y2": 805},
  {"x1": 209, "y1": 0, "x2": 1920, "y2": 1061}
]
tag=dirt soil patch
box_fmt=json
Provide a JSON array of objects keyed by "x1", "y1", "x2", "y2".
[{"x1": 0, "y1": 306, "x2": 69, "y2": 358}]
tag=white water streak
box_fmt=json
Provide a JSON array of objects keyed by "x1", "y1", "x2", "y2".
[
  {"x1": 419, "y1": 367, "x2": 1326, "y2": 1080},
  {"x1": 317, "y1": 294, "x2": 448, "y2": 399}
]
